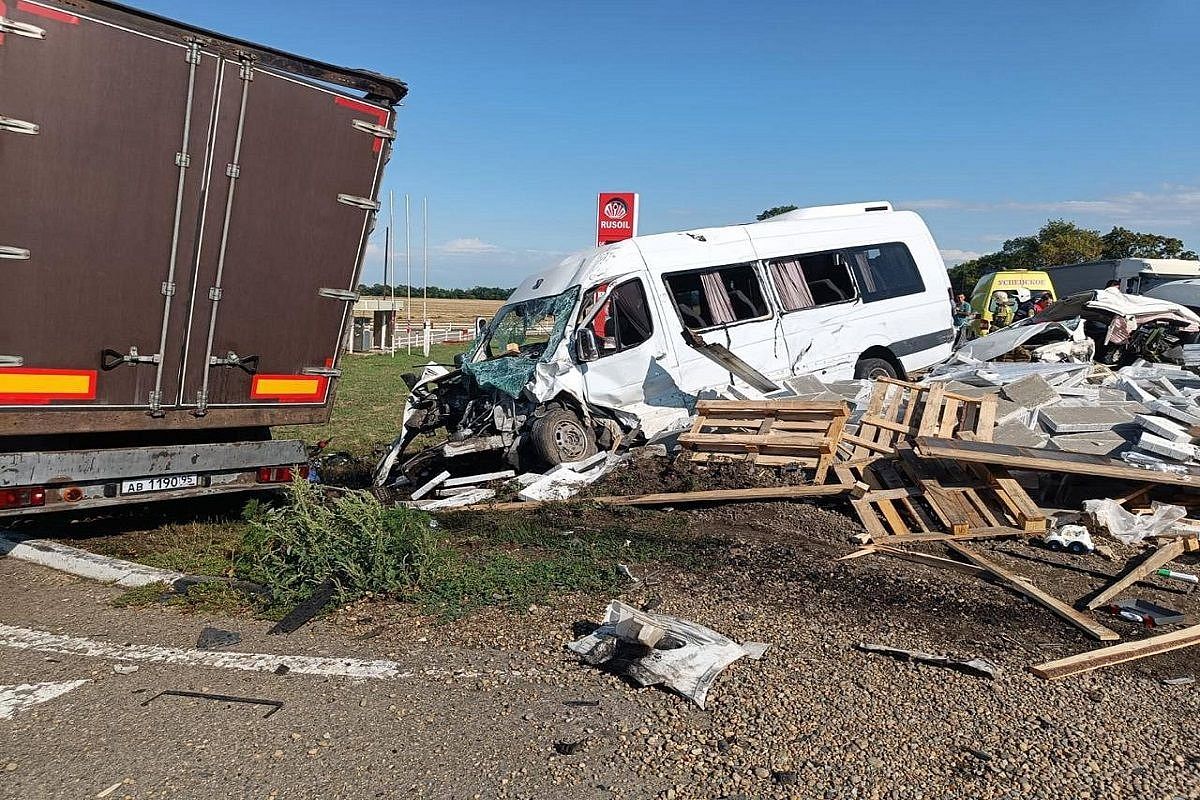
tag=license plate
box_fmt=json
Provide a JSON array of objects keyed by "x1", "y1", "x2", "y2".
[{"x1": 120, "y1": 475, "x2": 199, "y2": 495}]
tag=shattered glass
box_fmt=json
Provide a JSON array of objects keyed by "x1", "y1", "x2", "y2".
[{"x1": 461, "y1": 288, "x2": 579, "y2": 398}]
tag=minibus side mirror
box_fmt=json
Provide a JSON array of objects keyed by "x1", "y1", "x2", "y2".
[
  {"x1": 576, "y1": 329, "x2": 599, "y2": 363},
  {"x1": 453, "y1": 353, "x2": 466, "y2": 367}
]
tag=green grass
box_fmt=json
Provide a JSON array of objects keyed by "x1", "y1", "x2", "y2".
[{"x1": 276, "y1": 343, "x2": 469, "y2": 459}]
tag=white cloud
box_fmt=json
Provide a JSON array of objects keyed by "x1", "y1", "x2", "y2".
[
  {"x1": 940, "y1": 248, "x2": 983, "y2": 265},
  {"x1": 438, "y1": 237, "x2": 503, "y2": 255},
  {"x1": 899, "y1": 186, "x2": 1200, "y2": 228}
]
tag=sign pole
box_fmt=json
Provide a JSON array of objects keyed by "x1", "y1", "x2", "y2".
[{"x1": 405, "y1": 193, "x2": 412, "y2": 354}]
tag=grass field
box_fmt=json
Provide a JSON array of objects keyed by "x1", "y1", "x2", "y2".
[
  {"x1": 352, "y1": 297, "x2": 504, "y2": 328},
  {"x1": 276, "y1": 342, "x2": 469, "y2": 458}
]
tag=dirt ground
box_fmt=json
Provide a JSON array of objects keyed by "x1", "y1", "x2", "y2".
[{"x1": 2, "y1": 465, "x2": 1199, "y2": 798}]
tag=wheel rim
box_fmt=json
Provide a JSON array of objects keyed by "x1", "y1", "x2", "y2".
[
  {"x1": 870, "y1": 365, "x2": 891, "y2": 379},
  {"x1": 552, "y1": 418, "x2": 589, "y2": 461}
]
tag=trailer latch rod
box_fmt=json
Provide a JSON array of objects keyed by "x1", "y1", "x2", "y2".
[
  {"x1": 0, "y1": 117, "x2": 39, "y2": 135},
  {"x1": 0, "y1": 17, "x2": 45, "y2": 39}
]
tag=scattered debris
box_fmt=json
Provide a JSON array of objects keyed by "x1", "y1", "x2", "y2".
[
  {"x1": 111, "y1": 664, "x2": 139, "y2": 675},
  {"x1": 268, "y1": 579, "x2": 337, "y2": 636},
  {"x1": 1106, "y1": 598, "x2": 1186, "y2": 627},
  {"x1": 1044, "y1": 525, "x2": 1094, "y2": 554},
  {"x1": 196, "y1": 627, "x2": 242, "y2": 651},
  {"x1": 410, "y1": 470, "x2": 451, "y2": 501},
  {"x1": 140, "y1": 689, "x2": 284, "y2": 718},
  {"x1": 553, "y1": 738, "x2": 588, "y2": 755},
  {"x1": 854, "y1": 642, "x2": 1000, "y2": 679},
  {"x1": 567, "y1": 600, "x2": 756, "y2": 708},
  {"x1": 1161, "y1": 675, "x2": 1195, "y2": 686}
]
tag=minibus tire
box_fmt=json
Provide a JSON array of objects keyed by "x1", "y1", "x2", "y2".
[
  {"x1": 854, "y1": 357, "x2": 897, "y2": 380},
  {"x1": 530, "y1": 408, "x2": 597, "y2": 465}
]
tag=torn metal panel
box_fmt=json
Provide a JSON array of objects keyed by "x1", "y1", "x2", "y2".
[
  {"x1": 680, "y1": 329, "x2": 781, "y2": 393},
  {"x1": 567, "y1": 600, "x2": 752, "y2": 708},
  {"x1": 855, "y1": 642, "x2": 1000, "y2": 679}
]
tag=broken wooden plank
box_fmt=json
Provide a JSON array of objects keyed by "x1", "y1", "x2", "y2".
[
  {"x1": 944, "y1": 542, "x2": 1120, "y2": 642},
  {"x1": 1030, "y1": 624, "x2": 1200, "y2": 681},
  {"x1": 914, "y1": 437, "x2": 1200, "y2": 489},
  {"x1": 872, "y1": 545, "x2": 986, "y2": 577},
  {"x1": 470, "y1": 482, "x2": 854, "y2": 511},
  {"x1": 1084, "y1": 539, "x2": 1187, "y2": 610},
  {"x1": 878, "y1": 528, "x2": 1023, "y2": 544}
]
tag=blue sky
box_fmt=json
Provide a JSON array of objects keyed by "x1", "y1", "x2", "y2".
[{"x1": 138, "y1": 0, "x2": 1200, "y2": 287}]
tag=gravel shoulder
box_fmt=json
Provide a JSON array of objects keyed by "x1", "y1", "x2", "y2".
[{"x1": 2, "y1": 495, "x2": 1199, "y2": 799}]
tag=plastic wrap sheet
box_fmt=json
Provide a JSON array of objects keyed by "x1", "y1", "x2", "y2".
[{"x1": 1083, "y1": 499, "x2": 1187, "y2": 545}]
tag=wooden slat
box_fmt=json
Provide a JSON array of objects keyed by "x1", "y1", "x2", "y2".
[
  {"x1": 872, "y1": 544, "x2": 986, "y2": 577},
  {"x1": 944, "y1": 542, "x2": 1121, "y2": 642},
  {"x1": 938, "y1": 397, "x2": 961, "y2": 438},
  {"x1": 915, "y1": 437, "x2": 1200, "y2": 489},
  {"x1": 880, "y1": 528, "x2": 1022, "y2": 544},
  {"x1": 916, "y1": 382, "x2": 946, "y2": 438},
  {"x1": 688, "y1": 452, "x2": 821, "y2": 467},
  {"x1": 1031, "y1": 624, "x2": 1200, "y2": 681},
  {"x1": 1084, "y1": 539, "x2": 1187, "y2": 610},
  {"x1": 982, "y1": 466, "x2": 1048, "y2": 533},
  {"x1": 472, "y1": 482, "x2": 854, "y2": 511},
  {"x1": 974, "y1": 395, "x2": 997, "y2": 442},
  {"x1": 679, "y1": 432, "x2": 827, "y2": 449},
  {"x1": 696, "y1": 399, "x2": 848, "y2": 415}
]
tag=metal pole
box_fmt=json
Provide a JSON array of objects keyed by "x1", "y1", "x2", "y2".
[
  {"x1": 388, "y1": 191, "x2": 395, "y2": 356},
  {"x1": 405, "y1": 193, "x2": 412, "y2": 354},
  {"x1": 423, "y1": 196, "x2": 428, "y2": 323}
]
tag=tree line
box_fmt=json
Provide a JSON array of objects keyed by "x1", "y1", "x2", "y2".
[
  {"x1": 356, "y1": 284, "x2": 514, "y2": 300},
  {"x1": 947, "y1": 220, "x2": 1197, "y2": 293}
]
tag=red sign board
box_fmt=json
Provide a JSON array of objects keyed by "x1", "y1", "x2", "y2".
[{"x1": 597, "y1": 192, "x2": 638, "y2": 246}]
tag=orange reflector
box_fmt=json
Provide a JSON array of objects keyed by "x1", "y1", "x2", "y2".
[
  {"x1": 0, "y1": 368, "x2": 97, "y2": 404},
  {"x1": 250, "y1": 374, "x2": 328, "y2": 403}
]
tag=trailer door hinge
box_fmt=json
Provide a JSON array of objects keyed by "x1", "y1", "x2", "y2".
[
  {"x1": 161, "y1": 281, "x2": 176, "y2": 297},
  {"x1": 175, "y1": 152, "x2": 191, "y2": 168},
  {"x1": 0, "y1": 246, "x2": 30, "y2": 261},
  {"x1": 337, "y1": 194, "x2": 381, "y2": 211},
  {"x1": 351, "y1": 119, "x2": 396, "y2": 140},
  {"x1": 147, "y1": 390, "x2": 165, "y2": 416},
  {"x1": 193, "y1": 389, "x2": 209, "y2": 417},
  {"x1": 0, "y1": 17, "x2": 46, "y2": 39},
  {"x1": 0, "y1": 117, "x2": 39, "y2": 135},
  {"x1": 208, "y1": 287, "x2": 223, "y2": 301},
  {"x1": 225, "y1": 163, "x2": 240, "y2": 179},
  {"x1": 238, "y1": 60, "x2": 255, "y2": 81},
  {"x1": 184, "y1": 41, "x2": 202, "y2": 65},
  {"x1": 301, "y1": 366, "x2": 342, "y2": 378},
  {"x1": 0, "y1": 355, "x2": 23, "y2": 367},
  {"x1": 318, "y1": 287, "x2": 359, "y2": 302}
]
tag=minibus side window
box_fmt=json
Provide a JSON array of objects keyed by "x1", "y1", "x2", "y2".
[
  {"x1": 844, "y1": 242, "x2": 925, "y2": 303},
  {"x1": 583, "y1": 279, "x2": 654, "y2": 356},
  {"x1": 664, "y1": 264, "x2": 768, "y2": 330},
  {"x1": 766, "y1": 252, "x2": 857, "y2": 311}
]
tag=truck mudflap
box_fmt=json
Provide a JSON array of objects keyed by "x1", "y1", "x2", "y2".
[{"x1": 0, "y1": 439, "x2": 307, "y2": 516}]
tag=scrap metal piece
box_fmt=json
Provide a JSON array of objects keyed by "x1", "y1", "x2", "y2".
[
  {"x1": 141, "y1": 690, "x2": 283, "y2": 718},
  {"x1": 681, "y1": 329, "x2": 781, "y2": 393},
  {"x1": 196, "y1": 627, "x2": 242, "y2": 651},
  {"x1": 855, "y1": 642, "x2": 1000, "y2": 679},
  {"x1": 567, "y1": 600, "x2": 753, "y2": 708},
  {"x1": 268, "y1": 579, "x2": 337, "y2": 636}
]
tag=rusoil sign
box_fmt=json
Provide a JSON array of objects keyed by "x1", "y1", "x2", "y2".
[{"x1": 597, "y1": 192, "x2": 639, "y2": 246}]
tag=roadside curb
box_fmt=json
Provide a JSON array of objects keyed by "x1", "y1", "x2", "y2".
[{"x1": 0, "y1": 535, "x2": 186, "y2": 588}]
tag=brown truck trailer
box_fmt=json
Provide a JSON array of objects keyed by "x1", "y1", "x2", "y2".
[{"x1": 0, "y1": 0, "x2": 405, "y2": 515}]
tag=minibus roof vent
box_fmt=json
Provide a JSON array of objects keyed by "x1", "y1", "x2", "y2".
[{"x1": 760, "y1": 201, "x2": 893, "y2": 223}]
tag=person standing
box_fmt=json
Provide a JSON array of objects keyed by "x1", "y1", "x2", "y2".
[
  {"x1": 952, "y1": 293, "x2": 972, "y2": 328},
  {"x1": 991, "y1": 291, "x2": 1015, "y2": 329}
]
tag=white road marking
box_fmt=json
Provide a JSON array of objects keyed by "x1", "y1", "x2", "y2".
[
  {"x1": 0, "y1": 679, "x2": 89, "y2": 720},
  {"x1": 0, "y1": 624, "x2": 403, "y2": 680},
  {"x1": 0, "y1": 624, "x2": 546, "y2": 682}
]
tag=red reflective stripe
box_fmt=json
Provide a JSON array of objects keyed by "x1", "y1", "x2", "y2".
[
  {"x1": 250, "y1": 374, "x2": 329, "y2": 403},
  {"x1": 334, "y1": 96, "x2": 389, "y2": 153},
  {"x1": 0, "y1": 0, "x2": 7, "y2": 44},
  {"x1": 16, "y1": 1, "x2": 78, "y2": 23},
  {"x1": 0, "y1": 368, "x2": 97, "y2": 405}
]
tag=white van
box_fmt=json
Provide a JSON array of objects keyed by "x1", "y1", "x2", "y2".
[{"x1": 376, "y1": 201, "x2": 954, "y2": 480}]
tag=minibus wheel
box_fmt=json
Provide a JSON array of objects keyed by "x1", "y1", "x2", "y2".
[
  {"x1": 530, "y1": 407, "x2": 597, "y2": 465},
  {"x1": 854, "y1": 357, "x2": 897, "y2": 380}
]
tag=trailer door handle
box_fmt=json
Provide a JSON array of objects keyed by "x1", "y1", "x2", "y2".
[
  {"x1": 209, "y1": 351, "x2": 260, "y2": 374},
  {"x1": 0, "y1": 246, "x2": 30, "y2": 261},
  {"x1": 0, "y1": 17, "x2": 46, "y2": 39}
]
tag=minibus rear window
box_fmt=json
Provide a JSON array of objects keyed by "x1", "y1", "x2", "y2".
[
  {"x1": 766, "y1": 252, "x2": 857, "y2": 311},
  {"x1": 845, "y1": 243, "x2": 925, "y2": 302},
  {"x1": 665, "y1": 264, "x2": 768, "y2": 330}
]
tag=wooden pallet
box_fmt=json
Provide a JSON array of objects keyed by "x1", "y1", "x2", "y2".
[
  {"x1": 835, "y1": 446, "x2": 1046, "y2": 541},
  {"x1": 678, "y1": 399, "x2": 848, "y2": 483},
  {"x1": 843, "y1": 378, "x2": 996, "y2": 462}
]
